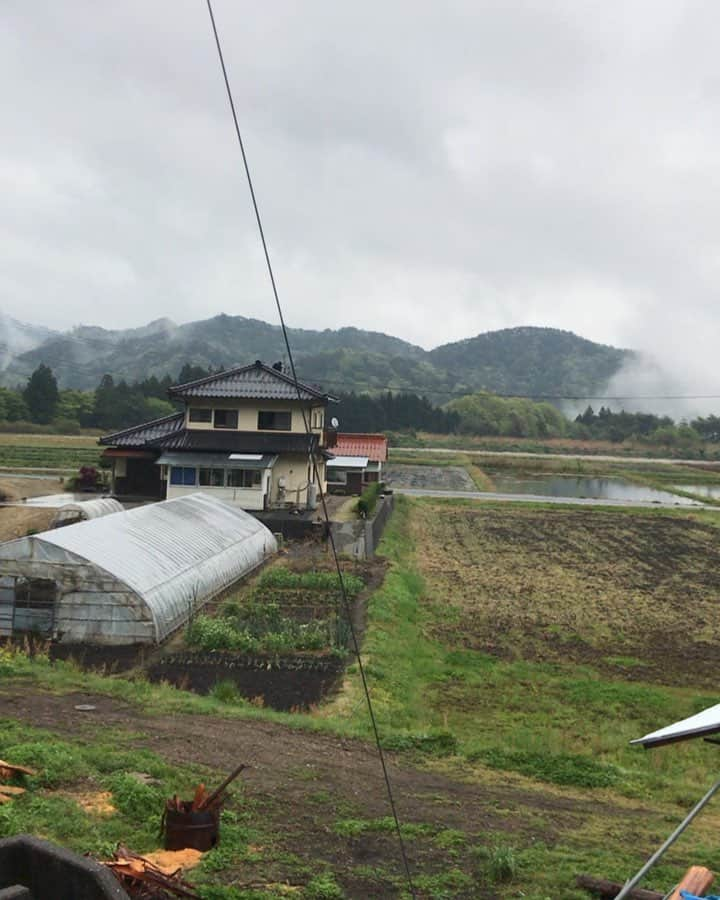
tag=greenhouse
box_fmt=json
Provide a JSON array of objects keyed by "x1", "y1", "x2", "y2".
[{"x1": 0, "y1": 493, "x2": 277, "y2": 644}]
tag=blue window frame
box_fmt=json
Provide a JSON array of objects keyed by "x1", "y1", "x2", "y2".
[{"x1": 170, "y1": 466, "x2": 196, "y2": 486}]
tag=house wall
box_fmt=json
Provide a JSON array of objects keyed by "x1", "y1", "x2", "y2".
[
  {"x1": 166, "y1": 469, "x2": 271, "y2": 511},
  {"x1": 183, "y1": 398, "x2": 324, "y2": 436},
  {"x1": 269, "y1": 455, "x2": 327, "y2": 505}
]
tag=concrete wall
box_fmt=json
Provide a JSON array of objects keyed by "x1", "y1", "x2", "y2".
[{"x1": 330, "y1": 494, "x2": 395, "y2": 559}]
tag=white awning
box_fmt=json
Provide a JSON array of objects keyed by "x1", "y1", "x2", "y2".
[
  {"x1": 157, "y1": 453, "x2": 277, "y2": 470},
  {"x1": 631, "y1": 702, "x2": 720, "y2": 748},
  {"x1": 326, "y1": 456, "x2": 369, "y2": 468}
]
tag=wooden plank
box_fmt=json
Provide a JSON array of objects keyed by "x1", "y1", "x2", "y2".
[
  {"x1": 576, "y1": 874, "x2": 663, "y2": 899},
  {"x1": 668, "y1": 866, "x2": 714, "y2": 900}
]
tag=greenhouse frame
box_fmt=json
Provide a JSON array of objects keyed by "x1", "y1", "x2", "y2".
[{"x1": 0, "y1": 493, "x2": 277, "y2": 644}]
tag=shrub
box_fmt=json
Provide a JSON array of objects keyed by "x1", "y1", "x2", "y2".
[{"x1": 357, "y1": 482, "x2": 383, "y2": 518}]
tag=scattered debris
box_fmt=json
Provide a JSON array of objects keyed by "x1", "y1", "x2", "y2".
[
  {"x1": 0, "y1": 785, "x2": 25, "y2": 804},
  {"x1": 142, "y1": 849, "x2": 204, "y2": 873},
  {"x1": 104, "y1": 844, "x2": 200, "y2": 899},
  {"x1": 577, "y1": 865, "x2": 714, "y2": 900},
  {"x1": 0, "y1": 760, "x2": 36, "y2": 780},
  {"x1": 577, "y1": 875, "x2": 663, "y2": 899},
  {"x1": 0, "y1": 758, "x2": 35, "y2": 805}
]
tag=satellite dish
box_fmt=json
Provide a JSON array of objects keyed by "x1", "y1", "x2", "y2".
[{"x1": 331, "y1": 417, "x2": 339, "y2": 429}]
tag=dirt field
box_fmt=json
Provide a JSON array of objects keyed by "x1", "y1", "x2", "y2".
[
  {"x1": 413, "y1": 502, "x2": 720, "y2": 684},
  {"x1": 385, "y1": 464, "x2": 476, "y2": 491},
  {"x1": 0, "y1": 475, "x2": 65, "y2": 540},
  {"x1": 0, "y1": 687, "x2": 654, "y2": 899}
]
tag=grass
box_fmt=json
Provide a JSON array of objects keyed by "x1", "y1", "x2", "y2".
[
  {"x1": 321, "y1": 497, "x2": 720, "y2": 895},
  {"x1": 0, "y1": 432, "x2": 102, "y2": 471},
  {"x1": 389, "y1": 431, "x2": 720, "y2": 460},
  {"x1": 7, "y1": 497, "x2": 720, "y2": 895}
]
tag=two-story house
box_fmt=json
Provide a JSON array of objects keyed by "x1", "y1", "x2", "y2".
[{"x1": 100, "y1": 361, "x2": 337, "y2": 511}]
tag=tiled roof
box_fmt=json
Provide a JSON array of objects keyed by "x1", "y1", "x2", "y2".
[
  {"x1": 334, "y1": 433, "x2": 388, "y2": 462},
  {"x1": 151, "y1": 428, "x2": 321, "y2": 456},
  {"x1": 99, "y1": 412, "x2": 185, "y2": 448},
  {"x1": 168, "y1": 361, "x2": 337, "y2": 402}
]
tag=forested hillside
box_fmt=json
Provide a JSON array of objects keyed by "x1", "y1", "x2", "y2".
[{"x1": 1, "y1": 315, "x2": 632, "y2": 399}]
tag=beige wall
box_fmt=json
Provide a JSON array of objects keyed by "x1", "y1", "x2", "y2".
[
  {"x1": 184, "y1": 398, "x2": 325, "y2": 435},
  {"x1": 269, "y1": 455, "x2": 327, "y2": 505}
]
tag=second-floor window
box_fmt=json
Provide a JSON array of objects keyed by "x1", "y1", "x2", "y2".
[
  {"x1": 214, "y1": 409, "x2": 239, "y2": 429},
  {"x1": 189, "y1": 408, "x2": 212, "y2": 423},
  {"x1": 258, "y1": 410, "x2": 291, "y2": 431}
]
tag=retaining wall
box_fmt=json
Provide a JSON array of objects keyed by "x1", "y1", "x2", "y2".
[{"x1": 330, "y1": 494, "x2": 394, "y2": 559}]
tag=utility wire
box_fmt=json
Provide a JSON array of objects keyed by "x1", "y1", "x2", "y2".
[{"x1": 203, "y1": 2, "x2": 417, "y2": 895}]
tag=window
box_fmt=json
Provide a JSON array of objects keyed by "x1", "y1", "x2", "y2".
[
  {"x1": 327, "y1": 468, "x2": 347, "y2": 485},
  {"x1": 258, "y1": 410, "x2": 291, "y2": 431},
  {"x1": 214, "y1": 409, "x2": 238, "y2": 429},
  {"x1": 227, "y1": 468, "x2": 262, "y2": 488},
  {"x1": 312, "y1": 409, "x2": 324, "y2": 429},
  {"x1": 13, "y1": 577, "x2": 56, "y2": 636},
  {"x1": 199, "y1": 468, "x2": 224, "y2": 487},
  {"x1": 170, "y1": 466, "x2": 196, "y2": 486},
  {"x1": 189, "y1": 407, "x2": 212, "y2": 423}
]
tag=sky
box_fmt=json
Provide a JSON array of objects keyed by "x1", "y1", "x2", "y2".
[{"x1": 1, "y1": 0, "x2": 720, "y2": 400}]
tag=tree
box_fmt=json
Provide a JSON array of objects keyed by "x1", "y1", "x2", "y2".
[{"x1": 23, "y1": 364, "x2": 59, "y2": 424}]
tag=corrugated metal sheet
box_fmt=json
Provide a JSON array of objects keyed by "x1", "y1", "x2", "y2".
[
  {"x1": 52, "y1": 497, "x2": 124, "y2": 522},
  {"x1": 168, "y1": 361, "x2": 333, "y2": 402},
  {"x1": 0, "y1": 494, "x2": 277, "y2": 644}
]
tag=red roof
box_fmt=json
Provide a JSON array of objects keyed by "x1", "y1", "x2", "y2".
[{"x1": 335, "y1": 433, "x2": 388, "y2": 462}]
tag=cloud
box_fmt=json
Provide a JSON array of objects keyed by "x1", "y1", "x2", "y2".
[{"x1": 1, "y1": 0, "x2": 719, "y2": 406}]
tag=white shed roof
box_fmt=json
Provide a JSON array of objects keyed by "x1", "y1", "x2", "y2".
[{"x1": 326, "y1": 456, "x2": 369, "y2": 468}]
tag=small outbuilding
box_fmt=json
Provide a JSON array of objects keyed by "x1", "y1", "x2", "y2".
[
  {"x1": 0, "y1": 493, "x2": 277, "y2": 645},
  {"x1": 327, "y1": 433, "x2": 388, "y2": 494}
]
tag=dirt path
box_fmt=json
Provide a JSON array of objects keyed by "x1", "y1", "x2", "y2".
[{"x1": 0, "y1": 686, "x2": 650, "y2": 898}]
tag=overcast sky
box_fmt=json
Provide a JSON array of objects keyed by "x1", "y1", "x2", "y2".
[{"x1": 1, "y1": 1, "x2": 719, "y2": 389}]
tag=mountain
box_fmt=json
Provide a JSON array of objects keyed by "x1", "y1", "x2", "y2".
[
  {"x1": 0, "y1": 313, "x2": 58, "y2": 373},
  {"x1": 429, "y1": 327, "x2": 631, "y2": 397},
  {"x1": 0, "y1": 315, "x2": 633, "y2": 400}
]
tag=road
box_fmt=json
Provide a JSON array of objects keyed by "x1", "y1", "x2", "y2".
[
  {"x1": 392, "y1": 447, "x2": 720, "y2": 467},
  {"x1": 394, "y1": 487, "x2": 714, "y2": 509}
]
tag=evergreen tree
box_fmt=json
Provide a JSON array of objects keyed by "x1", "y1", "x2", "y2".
[{"x1": 23, "y1": 364, "x2": 59, "y2": 424}]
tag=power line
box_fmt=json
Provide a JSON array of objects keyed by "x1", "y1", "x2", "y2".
[{"x1": 203, "y1": 2, "x2": 417, "y2": 896}]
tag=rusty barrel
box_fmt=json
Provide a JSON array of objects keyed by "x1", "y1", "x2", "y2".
[{"x1": 163, "y1": 806, "x2": 220, "y2": 851}]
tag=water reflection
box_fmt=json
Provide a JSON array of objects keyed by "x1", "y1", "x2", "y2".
[
  {"x1": 486, "y1": 472, "x2": 700, "y2": 505},
  {"x1": 673, "y1": 484, "x2": 720, "y2": 499}
]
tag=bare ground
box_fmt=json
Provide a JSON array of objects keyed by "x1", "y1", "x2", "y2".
[
  {"x1": 0, "y1": 686, "x2": 651, "y2": 898},
  {"x1": 414, "y1": 503, "x2": 720, "y2": 685},
  {"x1": 385, "y1": 464, "x2": 476, "y2": 492}
]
